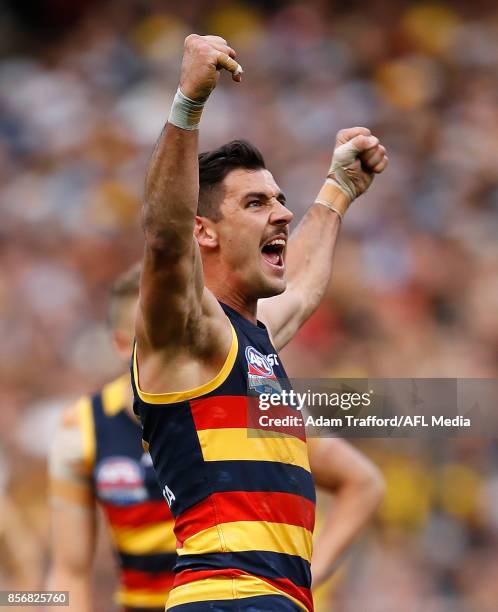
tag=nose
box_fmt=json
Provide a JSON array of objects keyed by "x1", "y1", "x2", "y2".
[{"x1": 269, "y1": 199, "x2": 294, "y2": 226}]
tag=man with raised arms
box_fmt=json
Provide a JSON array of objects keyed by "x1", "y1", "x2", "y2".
[{"x1": 132, "y1": 34, "x2": 388, "y2": 611}]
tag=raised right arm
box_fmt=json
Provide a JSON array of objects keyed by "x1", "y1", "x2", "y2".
[{"x1": 139, "y1": 35, "x2": 241, "y2": 349}]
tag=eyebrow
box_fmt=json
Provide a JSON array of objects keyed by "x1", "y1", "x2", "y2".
[{"x1": 243, "y1": 191, "x2": 288, "y2": 205}]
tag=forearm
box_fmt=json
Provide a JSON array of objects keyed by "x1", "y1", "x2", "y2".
[
  {"x1": 258, "y1": 196, "x2": 343, "y2": 350},
  {"x1": 308, "y1": 438, "x2": 385, "y2": 585},
  {"x1": 143, "y1": 123, "x2": 199, "y2": 251},
  {"x1": 312, "y1": 477, "x2": 384, "y2": 579},
  {"x1": 286, "y1": 198, "x2": 343, "y2": 318},
  {"x1": 46, "y1": 567, "x2": 92, "y2": 612}
]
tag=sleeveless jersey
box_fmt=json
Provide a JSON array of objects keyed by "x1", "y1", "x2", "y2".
[
  {"x1": 78, "y1": 376, "x2": 176, "y2": 610},
  {"x1": 132, "y1": 304, "x2": 316, "y2": 611}
]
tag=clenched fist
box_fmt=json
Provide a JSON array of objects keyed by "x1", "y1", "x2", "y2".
[
  {"x1": 329, "y1": 127, "x2": 389, "y2": 202},
  {"x1": 180, "y1": 34, "x2": 242, "y2": 102}
]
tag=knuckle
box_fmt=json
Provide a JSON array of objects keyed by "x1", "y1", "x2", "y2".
[{"x1": 184, "y1": 34, "x2": 198, "y2": 47}]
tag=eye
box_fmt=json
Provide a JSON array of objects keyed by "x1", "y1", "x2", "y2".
[{"x1": 247, "y1": 200, "x2": 262, "y2": 208}]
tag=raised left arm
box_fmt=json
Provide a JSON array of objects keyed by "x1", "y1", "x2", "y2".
[{"x1": 259, "y1": 127, "x2": 388, "y2": 350}]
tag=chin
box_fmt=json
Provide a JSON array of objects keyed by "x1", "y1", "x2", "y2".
[{"x1": 258, "y1": 277, "x2": 287, "y2": 299}]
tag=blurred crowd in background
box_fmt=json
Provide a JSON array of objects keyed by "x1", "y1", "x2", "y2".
[{"x1": 1, "y1": 0, "x2": 497, "y2": 610}]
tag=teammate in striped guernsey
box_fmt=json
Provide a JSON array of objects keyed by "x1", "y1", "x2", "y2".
[
  {"x1": 133, "y1": 35, "x2": 388, "y2": 611},
  {"x1": 48, "y1": 266, "x2": 175, "y2": 612}
]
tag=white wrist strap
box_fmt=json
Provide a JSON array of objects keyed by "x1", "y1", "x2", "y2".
[
  {"x1": 315, "y1": 198, "x2": 343, "y2": 222},
  {"x1": 168, "y1": 88, "x2": 205, "y2": 131}
]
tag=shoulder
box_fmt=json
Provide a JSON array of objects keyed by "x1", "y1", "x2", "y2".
[
  {"x1": 49, "y1": 397, "x2": 95, "y2": 482},
  {"x1": 60, "y1": 397, "x2": 92, "y2": 428}
]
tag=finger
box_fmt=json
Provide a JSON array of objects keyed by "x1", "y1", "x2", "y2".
[
  {"x1": 361, "y1": 147, "x2": 385, "y2": 169},
  {"x1": 349, "y1": 134, "x2": 379, "y2": 154},
  {"x1": 207, "y1": 40, "x2": 237, "y2": 59},
  {"x1": 203, "y1": 35, "x2": 228, "y2": 46},
  {"x1": 373, "y1": 156, "x2": 389, "y2": 173},
  {"x1": 336, "y1": 126, "x2": 371, "y2": 146},
  {"x1": 217, "y1": 52, "x2": 243, "y2": 80},
  {"x1": 361, "y1": 144, "x2": 385, "y2": 162}
]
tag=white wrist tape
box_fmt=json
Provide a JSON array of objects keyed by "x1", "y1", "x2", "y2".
[
  {"x1": 315, "y1": 178, "x2": 348, "y2": 220},
  {"x1": 328, "y1": 140, "x2": 361, "y2": 203},
  {"x1": 168, "y1": 88, "x2": 205, "y2": 131}
]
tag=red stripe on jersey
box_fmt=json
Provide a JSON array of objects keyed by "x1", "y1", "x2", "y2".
[
  {"x1": 173, "y1": 568, "x2": 246, "y2": 587},
  {"x1": 190, "y1": 396, "x2": 249, "y2": 430},
  {"x1": 102, "y1": 500, "x2": 172, "y2": 528},
  {"x1": 121, "y1": 568, "x2": 175, "y2": 591},
  {"x1": 263, "y1": 575, "x2": 313, "y2": 612},
  {"x1": 190, "y1": 395, "x2": 306, "y2": 441},
  {"x1": 173, "y1": 569, "x2": 312, "y2": 611},
  {"x1": 175, "y1": 491, "x2": 315, "y2": 546}
]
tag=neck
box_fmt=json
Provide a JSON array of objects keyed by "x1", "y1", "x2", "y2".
[
  {"x1": 206, "y1": 275, "x2": 258, "y2": 324},
  {"x1": 217, "y1": 292, "x2": 258, "y2": 324}
]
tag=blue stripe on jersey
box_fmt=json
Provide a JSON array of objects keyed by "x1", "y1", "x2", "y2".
[
  {"x1": 175, "y1": 551, "x2": 311, "y2": 588},
  {"x1": 204, "y1": 460, "x2": 316, "y2": 504},
  {"x1": 141, "y1": 402, "x2": 209, "y2": 517},
  {"x1": 118, "y1": 552, "x2": 177, "y2": 573}
]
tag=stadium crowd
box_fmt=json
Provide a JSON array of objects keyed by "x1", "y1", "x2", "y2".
[{"x1": 1, "y1": 1, "x2": 497, "y2": 610}]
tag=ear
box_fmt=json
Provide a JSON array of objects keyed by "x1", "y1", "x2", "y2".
[
  {"x1": 112, "y1": 329, "x2": 134, "y2": 361},
  {"x1": 195, "y1": 215, "x2": 219, "y2": 249}
]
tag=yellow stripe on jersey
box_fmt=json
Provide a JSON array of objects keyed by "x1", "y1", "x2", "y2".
[
  {"x1": 110, "y1": 521, "x2": 177, "y2": 555},
  {"x1": 102, "y1": 375, "x2": 129, "y2": 416},
  {"x1": 117, "y1": 589, "x2": 169, "y2": 608},
  {"x1": 197, "y1": 428, "x2": 311, "y2": 472},
  {"x1": 166, "y1": 574, "x2": 309, "y2": 611},
  {"x1": 178, "y1": 521, "x2": 313, "y2": 562},
  {"x1": 77, "y1": 397, "x2": 95, "y2": 471},
  {"x1": 133, "y1": 324, "x2": 238, "y2": 405}
]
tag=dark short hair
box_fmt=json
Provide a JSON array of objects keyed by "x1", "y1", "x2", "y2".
[
  {"x1": 108, "y1": 262, "x2": 141, "y2": 330},
  {"x1": 198, "y1": 139, "x2": 266, "y2": 220}
]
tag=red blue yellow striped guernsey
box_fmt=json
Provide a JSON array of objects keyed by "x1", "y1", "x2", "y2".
[
  {"x1": 132, "y1": 304, "x2": 316, "y2": 611},
  {"x1": 79, "y1": 375, "x2": 176, "y2": 610}
]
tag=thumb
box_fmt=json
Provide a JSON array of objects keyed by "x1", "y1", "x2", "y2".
[{"x1": 349, "y1": 134, "x2": 379, "y2": 154}]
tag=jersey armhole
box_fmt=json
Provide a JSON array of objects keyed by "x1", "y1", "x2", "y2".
[{"x1": 133, "y1": 323, "x2": 238, "y2": 405}]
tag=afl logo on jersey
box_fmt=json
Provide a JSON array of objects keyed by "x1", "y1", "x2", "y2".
[
  {"x1": 95, "y1": 457, "x2": 147, "y2": 504},
  {"x1": 245, "y1": 346, "x2": 275, "y2": 378},
  {"x1": 245, "y1": 346, "x2": 282, "y2": 395}
]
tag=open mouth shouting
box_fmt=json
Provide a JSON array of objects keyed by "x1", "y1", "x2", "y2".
[{"x1": 261, "y1": 234, "x2": 287, "y2": 272}]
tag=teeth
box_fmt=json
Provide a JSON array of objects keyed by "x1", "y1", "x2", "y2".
[{"x1": 267, "y1": 239, "x2": 286, "y2": 246}]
